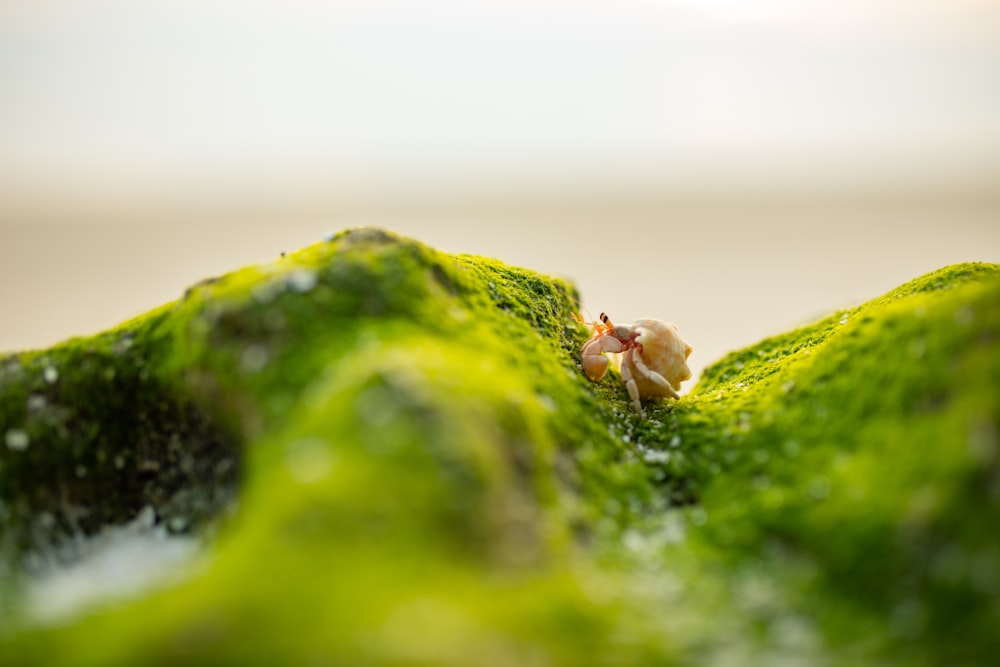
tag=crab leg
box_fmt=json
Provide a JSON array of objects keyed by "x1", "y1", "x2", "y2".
[
  {"x1": 630, "y1": 348, "x2": 681, "y2": 400},
  {"x1": 619, "y1": 351, "x2": 644, "y2": 415}
]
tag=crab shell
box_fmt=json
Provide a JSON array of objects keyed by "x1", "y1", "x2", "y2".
[{"x1": 627, "y1": 319, "x2": 693, "y2": 397}]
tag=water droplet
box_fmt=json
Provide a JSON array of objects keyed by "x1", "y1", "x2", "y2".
[
  {"x1": 669, "y1": 435, "x2": 682, "y2": 448},
  {"x1": 241, "y1": 345, "x2": 269, "y2": 373},
  {"x1": 536, "y1": 394, "x2": 556, "y2": 413},
  {"x1": 808, "y1": 477, "x2": 831, "y2": 500},
  {"x1": 26, "y1": 394, "x2": 47, "y2": 412},
  {"x1": 287, "y1": 269, "x2": 318, "y2": 293},
  {"x1": 252, "y1": 280, "x2": 284, "y2": 304},
  {"x1": 75, "y1": 465, "x2": 87, "y2": 479},
  {"x1": 5, "y1": 429, "x2": 30, "y2": 451},
  {"x1": 114, "y1": 455, "x2": 126, "y2": 470},
  {"x1": 168, "y1": 516, "x2": 189, "y2": 533},
  {"x1": 113, "y1": 334, "x2": 135, "y2": 355},
  {"x1": 43, "y1": 366, "x2": 59, "y2": 384}
]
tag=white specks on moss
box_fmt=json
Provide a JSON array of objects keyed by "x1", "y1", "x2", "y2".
[
  {"x1": 23, "y1": 506, "x2": 201, "y2": 625},
  {"x1": 43, "y1": 366, "x2": 59, "y2": 385},
  {"x1": 669, "y1": 434, "x2": 682, "y2": 448},
  {"x1": 252, "y1": 280, "x2": 284, "y2": 304},
  {"x1": 5, "y1": 428, "x2": 29, "y2": 451},
  {"x1": 643, "y1": 449, "x2": 671, "y2": 465},
  {"x1": 113, "y1": 333, "x2": 135, "y2": 356}
]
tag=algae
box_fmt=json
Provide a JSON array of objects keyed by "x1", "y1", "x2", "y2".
[{"x1": 1, "y1": 228, "x2": 997, "y2": 665}]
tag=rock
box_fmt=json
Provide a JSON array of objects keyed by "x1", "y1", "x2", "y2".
[{"x1": 1, "y1": 228, "x2": 998, "y2": 665}]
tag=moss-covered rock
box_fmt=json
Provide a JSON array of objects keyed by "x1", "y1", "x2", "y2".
[{"x1": 1, "y1": 228, "x2": 998, "y2": 665}]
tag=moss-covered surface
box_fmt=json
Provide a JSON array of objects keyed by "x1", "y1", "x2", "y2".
[{"x1": 1, "y1": 228, "x2": 998, "y2": 665}]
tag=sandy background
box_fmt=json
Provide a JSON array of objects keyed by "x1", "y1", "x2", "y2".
[{"x1": 3, "y1": 1, "x2": 999, "y2": 386}]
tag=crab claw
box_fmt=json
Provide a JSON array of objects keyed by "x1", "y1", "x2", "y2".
[{"x1": 581, "y1": 334, "x2": 625, "y2": 381}]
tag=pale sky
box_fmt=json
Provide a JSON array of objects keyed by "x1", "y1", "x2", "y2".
[
  {"x1": 2, "y1": 0, "x2": 999, "y2": 210},
  {"x1": 2, "y1": 1, "x2": 999, "y2": 385}
]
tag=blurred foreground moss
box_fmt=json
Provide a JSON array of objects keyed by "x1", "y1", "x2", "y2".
[{"x1": 1, "y1": 228, "x2": 998, "y2": 665}]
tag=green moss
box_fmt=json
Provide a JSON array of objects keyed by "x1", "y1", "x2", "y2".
[{"x1": 1, "y1": 229, "x2": 998, "y2": 665}]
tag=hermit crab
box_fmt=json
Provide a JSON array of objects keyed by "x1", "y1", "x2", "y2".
[{"x1": 574, "y1": 312, "x2": 693, "y2": 415}]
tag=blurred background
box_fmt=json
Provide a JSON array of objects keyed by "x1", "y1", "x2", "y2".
[{"x1": 2, "y1": 0, "x2": 999, "y2": 386}]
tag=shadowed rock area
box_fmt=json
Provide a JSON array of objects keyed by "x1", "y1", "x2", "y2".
[{"x1": 1, "y1": 228, "x2": 998, "y2": 665}]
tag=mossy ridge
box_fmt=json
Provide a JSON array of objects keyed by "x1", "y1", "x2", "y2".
[
  {"x1": 629, "y1": 263, "x2": 1000, "y2": 505},
  {"x1": 1, "y1": 228, "x2": 672, "y2": 665},
  {"x1": 629, "y1": 263, "x2": 1000, "y2": 665},
  {"x1": 1, "y1": 228, "x2": 998, "y2": 665}
]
